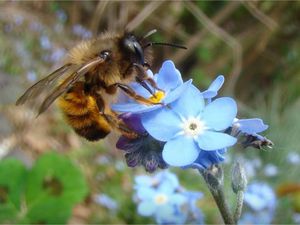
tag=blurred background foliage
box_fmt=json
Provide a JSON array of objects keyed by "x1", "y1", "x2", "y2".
[{"x1": 0, "y1": 1, "x2": 300, "y2": 224}]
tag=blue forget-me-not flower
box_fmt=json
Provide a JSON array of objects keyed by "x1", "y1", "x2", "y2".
[
  {"x1": 134, "y1": 171, "x2": 204, "y2": 224},
  {"x1": 113, "y1": 60, "x2": 271, "y2": 170},
  {"x1": 239, "y1": 181, "x2": 276, "y2": 224}
]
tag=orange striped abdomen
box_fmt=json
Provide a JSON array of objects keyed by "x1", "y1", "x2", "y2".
[{"x1": 57, "y1": 82, "x2": 111, "y2": 141}]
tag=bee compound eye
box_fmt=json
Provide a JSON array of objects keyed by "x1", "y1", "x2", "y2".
[{"x1": 99, "y1": 50, "x2": 111, "y2": 60}]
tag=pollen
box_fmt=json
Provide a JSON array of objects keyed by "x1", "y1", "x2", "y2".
[
  {"x1": 149, "y1": 91, "x2": 165, "y2": 104},
  {"x1": 154, "y1": 193, "x2": 168, "y2": 205},
  {"x1": 182, "y1": 117, "x2": 207, "y2": 137}
]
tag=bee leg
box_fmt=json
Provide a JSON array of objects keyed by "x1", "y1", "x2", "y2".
[
  {"x1": 102, "y1": 113, "x2": 139, "y2": 139},
  {"x1": 116, "y1": 83, "x2": 163, "y2": 105},
  {"x1": 91, "y1": 92, "x2": 139, "y2": 139},
  {"x1": 133, "y1": 63, "x2": 164, "y2": 92}
]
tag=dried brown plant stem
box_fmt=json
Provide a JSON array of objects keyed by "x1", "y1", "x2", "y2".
[
  {"x1": 126, "y1": 1, "x2": 163, "y2": 32},
  {"x1": 185, "y1": 1, "x2": 242, "y2": 96},
  {"x1": 173, "y1": 1, "x2": 240, "y2": 64},
  {"x1": 242, "y1": 1, "x2": 278, "y2": 31}
]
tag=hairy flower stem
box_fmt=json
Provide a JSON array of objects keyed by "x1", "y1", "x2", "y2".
[
  {"x1": 199, "y1": 169, "x2": 235, "y2": 224},
  {"x1": 234, "y1": 190, "x2": 244, "y2": 223}
]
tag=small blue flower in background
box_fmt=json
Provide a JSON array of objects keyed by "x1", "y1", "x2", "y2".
[
  {"x1": 134, "y1": 171, "x2": 204, "y2": 224},
  {"x1": 112, "y1": 60, "x2": 192, "y2": 113},
  {"x1": 135, "y1": 170, "x2": 179, "y2": 189},
  {"x1": 136, "y1": 182, "x2": 187, "y2": 222},
  {"x1": 183, "y1": 191, "x2": 205, "y2": 224},
  {"x1": 244, "y1": 182, "x2": 276, "y2": 212},
  {"x1": 239, "y1": 181, "x2": 276, "y2": 224},
  {"x1": 141, "y1": 85, "x2": 237, "y2": 167},
  {"x1": 94, "y1": 194, "x2": 118, "y2": 211}
]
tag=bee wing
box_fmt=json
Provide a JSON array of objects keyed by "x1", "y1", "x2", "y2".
[
  {"x1": 16, "y1": 63, "x2": 75, "y2": 105},
  {"x1": 37, "y1": 57, "x2": 105, "y2": 116}
]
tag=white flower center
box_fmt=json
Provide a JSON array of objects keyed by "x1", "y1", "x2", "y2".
[
  {"x1": 182, "y1": 117, "x2": 206, "y2": 137},
  {"x1": 154, "y1": 193, "x2": 168, "y2": 205}
]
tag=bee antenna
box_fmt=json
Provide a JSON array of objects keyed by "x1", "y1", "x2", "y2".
[{"x1": 143, "y1": 42, "x2": 187, "y2": 50}]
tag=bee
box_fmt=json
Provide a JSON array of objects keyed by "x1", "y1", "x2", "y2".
[{"x1": 16, "y1": 30, "x2": 186, "y2": 141}]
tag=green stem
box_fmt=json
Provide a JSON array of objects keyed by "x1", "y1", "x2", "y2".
[{"x1": 199, "y1": 168, "x2": 235, "y2": 224}]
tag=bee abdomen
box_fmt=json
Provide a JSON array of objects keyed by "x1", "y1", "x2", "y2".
[{"x1": 57, "y1": 82, "x2": 111, "y2": 141}]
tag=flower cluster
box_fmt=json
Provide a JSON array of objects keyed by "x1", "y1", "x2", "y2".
[
  {"x1": 113, "y1": 60, "x2": 271, "y2": 171},
  {"x1": 239, "y1": 182, "x2": 276, "y2": 224},
  {"x1": 134, "y1": 171, "x2": 204, "y2": 224}
]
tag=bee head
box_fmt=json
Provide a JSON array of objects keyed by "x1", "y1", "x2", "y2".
[{"x1": 122, "y1": 34, "x2": 145, "y2": 65}]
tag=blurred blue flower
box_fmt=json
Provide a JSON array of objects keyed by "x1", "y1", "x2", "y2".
[
  {"x1": 94, "y1": 194, "x2": 118, "y2": 211},
  {"x1": 26, "y1": 71, "x2": 37, "y2": 82},
  {"x1": 135, "y1": 170, "x2": 179, "y2": 190},
  {"x1": 136, "y1": 182, "x2": 187, "y2": 221},
  {"x1": 244, "y1": 182, "x2": 276, "y2": 212},
  {"x1": 112, "y1": 60, "x2": 192, "y2": 113},
  {"x1": 183, "y1": 191, "x2": 205, "y2": 224},
  {"x1": 264, "y1": 163, "x2": 278, "y2": 177},
  {"x1": 134, "y1": 171, "x2": 203, "y2": 224},
  {"x1": 240, "y1": 182, "x2": 276, "y2": 224},
  {"x1": 239, "y1": 211, "x2": 274, "y2": 225},
  {"x1": 40, "y1": 35, "x2": 52, "y2": 50},
  {"x1": 287, "y1": 152, "x2": 300, "y2": 164},
  {"x1": 202, "y1": 75, "x2": 224, "y2": 102},
  {"x1": 55, "y1": 9, "x2": 67, "y2": 23},
  {"x1": 141, "y1": 85, "x2": 237, "y2": 167},
  {"x1": 72, "y1": 24, "x2": 92, "y2": 39},
  {"x1": 50, "y1": 48, "x2": 66, "y2": 63}
]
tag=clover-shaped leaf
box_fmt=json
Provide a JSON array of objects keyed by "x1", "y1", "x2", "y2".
[
  {"x1": 0, "y1": 159, "x2": 27, "y2": 222},
  {"x1": 25, "y1": 152, "x2": 88, "y2": 224}
]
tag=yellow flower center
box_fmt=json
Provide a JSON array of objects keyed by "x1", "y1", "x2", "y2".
[
  {"x1": 154, "y1": 193, "x2": 168, "y2": 205},
  {"x1": 149, "y1": 91, "x2": 165, "y2": 104}
]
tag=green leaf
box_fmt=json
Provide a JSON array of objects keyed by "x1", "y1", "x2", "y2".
[
  {"x1": 25, "y1": 152, "x2": 88, "y2": 224},
  {"x1": 0, "y1": 159, "x2": 27, "y2": 222}
]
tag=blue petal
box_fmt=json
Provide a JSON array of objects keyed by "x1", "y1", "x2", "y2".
[
  {"x1": 137, "y1": 187, "x2": 156, "y2": 201},
  {"x1": 170, "y1": 84, "x2": 205, "y2": 118},
  {"x1": 192, "y1": 148, "x2": 227, "y2": 168},
  {"x1": 235, "y1": 118, "x2": 268, "y2": 134},
  {"x1": 141, "y1": 107, "x2": 181, "y2": 141},
  {"x1": 202, "y1": 75, "x2": 224, "y2": 99},
  {"x1": 111, "y1": 102, "x2": 161, "y2": 113},
  {"x1": 163, "y1": 79, "x2": 193, "y2": 105},
  {"x1": 156, "y1": 60, "x2": 183, "y2": 90},
  {"x1": 162, "y1": 136, "x2": 199, "y2": 166},
  {"x1": 202, "y1": 97, "x2": 237, "y2": 131},
  {"x1": 201, "y1": 90, "x2": 217, "y2": 99},
  {"x1": 130, "y1": 81, "x2": 153, "y2": 98},
  {"x1": 196, "y1": 131, "x2": 237, "y2": 150},
  {"x1": 169, "y1": 193, "x2": 187, "y2": 206},
  {"x1": 135, "y1": 175, "x2": 153, "y2": 187},
  {"x1": 156, "y1": 171, "x2": 180, "y2": 189},
  {"x1": 138, "y1": 201, "x2": 156, "y2": 216},
  {"x1": 155, "y1": 205, "x2": 177, "y2": 222}
]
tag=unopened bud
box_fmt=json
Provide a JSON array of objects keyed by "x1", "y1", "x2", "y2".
[{"x1": 231, "y1": 162, "x2": 247, "y2": 194}]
